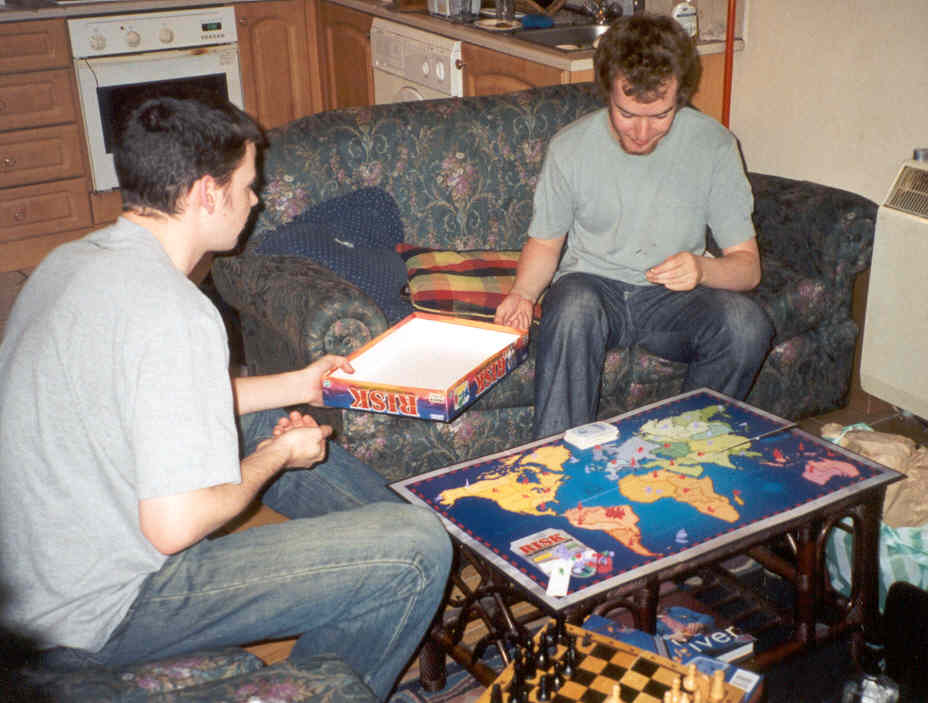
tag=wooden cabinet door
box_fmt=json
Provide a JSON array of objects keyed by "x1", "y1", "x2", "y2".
[
  {"x1": 0, "y1": 177, "x2": 92, "y2": 243},
  {"x1": 461, "y1": 43, "x2": 566, "y2": 97},
  {"x1": 236, "y1": 0, "x2": 321, "y2": 129},
  {"x1": 0, "y1": 19, "x2": 70, "y2": 74},
  {"x1": 0, "y1": 69, "x2": 77, "y2": 132},
  {"x1": 320, "y1": 2, "x2": 373, "y2": 110},
  {"x1": 0, "y1": 124, "x2": 85, "y2": 189}
]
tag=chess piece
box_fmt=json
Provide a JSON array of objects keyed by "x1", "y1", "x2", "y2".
[
  {"x1": 521, "y1": 646, "x2": 536, "y2": 677},
  {"x1": 605, "y1": 683, "x2": 620, "y2": 703},
  {"x1": 552, "y1": 660, "x2": 566, "y2": 689},
  {"x1": 709, "y1": 669, "x2": 725, "y2": 702},
  {"x1": 490, "y1": 683, "x2": 503, "y2": 703},
  {"x1": 536, "y1": 643, "x2": 550, "y2": 672},
  {"x1": 558, "y1": 652, "x2": 574, "y2": 679},
  {"x1": 537, "y1": 673, "x2": 552, "y2": 701},
  {"x1": 566, "y1": 638, "x2": 579, "y2": 668},
  {"x1": 683, "y1": 663, "x2": 697, "y2": 692},
  {"x1": 555, "y1": 616, "x2": 570, "y2": 646}
]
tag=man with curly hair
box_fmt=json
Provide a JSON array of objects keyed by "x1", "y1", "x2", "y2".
[{"x1": 495, "y1": 14, "x2": 773, "y2": 438}]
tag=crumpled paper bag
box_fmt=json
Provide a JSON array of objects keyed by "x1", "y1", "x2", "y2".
[{"x1": 822, "y1": 423, "x2": 928, "y2": 528}]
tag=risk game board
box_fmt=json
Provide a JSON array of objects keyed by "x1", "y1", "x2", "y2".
[{"x1": 391, "y1": 389, "x2": 901, "y2": 610}]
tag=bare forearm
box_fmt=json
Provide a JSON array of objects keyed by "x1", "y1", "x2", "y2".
[
  {"x1": 510, "y1": 237, "x2": 564, "y2": 302},
  {"x1": 699, "y1": 250, "x2": 762, "y2": 292},
  {"x1": 232, "y1": 368, "x2": 311, "y2": 416}
]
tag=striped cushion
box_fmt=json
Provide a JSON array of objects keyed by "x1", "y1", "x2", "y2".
[{"x1": 397, "y1": 245, "x2": 535, "y2": 321}]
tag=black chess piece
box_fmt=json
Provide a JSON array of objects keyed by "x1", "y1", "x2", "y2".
[
  {"x1": 565, "y1": 637, "x2": 579, "y2": 669},
  {"x1": 558, "y1": 653, "x2": 574, "y2": 680},
  {"x1": 521, "y1": 646, "x2": 536, "y2": 678},
  {"x1": 537, "y1": 673, "x2": 552, "y2": 701},
  {"x1": 555, "y1": 615, "x2": 570, "y2": 646},
  {"x1": 490, "y1": 683, "x2": 503, "y2": 703},
  {"x1": 552, "y1": 660, "x2": 566, "y2": 689},
  {"x1": 536, "y1": 642, "x2": 550, "y2": 672}
]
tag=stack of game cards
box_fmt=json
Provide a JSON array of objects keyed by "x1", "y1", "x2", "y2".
[{"x1": 563, "y1": 421, "x2": 619, "y2": 450}]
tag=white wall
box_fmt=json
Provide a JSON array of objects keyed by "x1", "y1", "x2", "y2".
[{"x1": 729, "y1": 0, "x2": 928, "y2": 203}]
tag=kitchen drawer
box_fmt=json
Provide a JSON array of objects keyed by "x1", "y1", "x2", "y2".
[
  {"x1": 0, "y1": 124, "x2": 85, "y2": 189},
  {"x1": 0, "y1": 69, "x2": 77, "y2": 132},
  {"x1": 0, "y1": 19, "x2": 71, "y2": 74},
  {"x1": 0, "y1": 176, "x2": 92, "y2": 243}
]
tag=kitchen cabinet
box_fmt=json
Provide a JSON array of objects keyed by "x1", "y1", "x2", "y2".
[
  {"x1": 320, "y1": 2, "x2": 374, "y2": 110},
  {"x1": 236, "y1": 0, "x2": 324, "y2": 129},
  {"x1": 461, "y1": 42, "x2": 588, "y2": 96},
  {"x1": 0, "y1": 19, "x2": 93, "y2": 273}
]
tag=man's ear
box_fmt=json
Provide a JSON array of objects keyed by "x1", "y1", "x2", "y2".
[{"x1": 191, "y1": 174, "x2": 219, "y2": 214}]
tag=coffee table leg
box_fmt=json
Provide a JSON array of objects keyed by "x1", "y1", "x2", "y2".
[
  {"x1": 850, "y1": 490, "x2": 885, "y2": 665},
  {"x1": 418, "y1": 626, "x2": 447, "y2": 692}
]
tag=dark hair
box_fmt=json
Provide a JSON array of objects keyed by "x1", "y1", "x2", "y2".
[
  {"x1": 114, "y1": 94, "x2": 264, "y2": 216},
  {"x1": 594, "y1": 14, "x2": 702, "y2": 108}
]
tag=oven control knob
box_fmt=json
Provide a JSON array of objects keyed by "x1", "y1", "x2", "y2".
[
  {"x1": 159, "y1": 27, "x2": 175, "y2": 44},
  {"x1": 89, "y1": 34, "x2": 106, "y2": 52},
  {"x1": 126, "y1": 30, "x2": 141, "y2": 48}
]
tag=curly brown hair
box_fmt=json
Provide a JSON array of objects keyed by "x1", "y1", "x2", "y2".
[{"x1": 594, "y1": 14, "x2": 702, "y2": 108}]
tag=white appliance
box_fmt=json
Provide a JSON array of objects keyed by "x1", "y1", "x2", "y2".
[
  {"x1": 859, "y1": 149, "x2": 928, "y2": 420},
  {"x1": 68, "y1": 7, "x2": 244, "y2": 192},
  {"x1": 371, "y1": 19, "x2": 463, "y2": 104}
]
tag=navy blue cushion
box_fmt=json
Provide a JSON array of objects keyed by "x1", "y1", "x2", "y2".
[{"x1": 255, "y1": 188, "x2": 413, "y2": 324}]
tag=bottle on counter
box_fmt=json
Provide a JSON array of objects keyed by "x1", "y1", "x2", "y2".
[{"x1": 671, "y1": 0, "x2": 698, "y2": 38}]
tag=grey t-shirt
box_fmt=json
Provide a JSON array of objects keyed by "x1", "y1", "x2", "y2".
[
  {"x1": 529, "y1": 106, "x2": 755, "y2": 285},
  {"x1": 0, "y1": 218, "x2": 240, "y2": 651}
]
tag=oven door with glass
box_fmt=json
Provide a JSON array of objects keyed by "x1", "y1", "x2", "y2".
[{"x1": 73, "y1": 45, "x2": 244, "y2": 192}]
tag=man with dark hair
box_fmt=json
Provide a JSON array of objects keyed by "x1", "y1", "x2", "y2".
[
  {"x1": 495, "y1": 14, "x2": 773, "y2": 439},
  {"x1": 0, "y1": 95, "x2": 451, "y2": 702}
]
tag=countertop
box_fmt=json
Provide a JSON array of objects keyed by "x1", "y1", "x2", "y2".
[{"x1": 1, "y1": 0, "x2": 741, "y2": 72}]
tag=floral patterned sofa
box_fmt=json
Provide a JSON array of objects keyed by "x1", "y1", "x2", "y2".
[{"x1": 212, "y1": 83, "x2": 877, "y2": 482}]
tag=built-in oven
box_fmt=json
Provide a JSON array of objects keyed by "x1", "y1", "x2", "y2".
[{"x1": 67, "y1": 7, "x2": 243, "y2": 192}]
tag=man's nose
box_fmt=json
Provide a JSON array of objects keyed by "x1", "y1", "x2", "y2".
[{"x1": 631, "y1": 117, "x2": 650, "y2": 143}]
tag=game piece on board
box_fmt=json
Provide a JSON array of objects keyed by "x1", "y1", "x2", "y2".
[
  {"x1": 555, "y1": 616, "x2": 569, "y2": 646},
  {"x1": 490, "y1": 683, "x2": 502, "y2": 703},
  {"x1": 537, "y1": 673, "x2": 552, "y2": 701},
  {"x1": 552, "y1": 660, "x2": 566, "y2": 689},
  {"x1": 683, "y1": 663, "x2": 697, "y2": 691},
  {"x1": 709, "y1": 669, "x2": 725, "y2": 702},
  {"x1": 605, "y1": 683, "x2": 620, "y2": 703},
  {"x1": 536, "y1": 643, "x2": 550, "y2": 671}
]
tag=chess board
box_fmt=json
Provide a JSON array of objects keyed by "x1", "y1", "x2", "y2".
[{"x1": 477, "y1": 624, "x2": 745, "y2": 703}]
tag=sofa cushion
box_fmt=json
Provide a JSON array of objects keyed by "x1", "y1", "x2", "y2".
[
  {"x1": 397, "y1": 244, "x2": 541, "y2": 321},
  {"x1": 255, "y1": 188, "x2": 413, "y2": 324}
]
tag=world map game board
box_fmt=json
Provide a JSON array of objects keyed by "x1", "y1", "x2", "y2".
[{"x1": 391, "y1": 389, "x2": 899, "y2": 610}]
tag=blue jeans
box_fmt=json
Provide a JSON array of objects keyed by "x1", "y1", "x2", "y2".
[
  {"x1": 42, "y1": 409, "x2": 452, "y2": 701},
  {"x1": 533, "y1": 273, "x2": 773, "y2": 439}
]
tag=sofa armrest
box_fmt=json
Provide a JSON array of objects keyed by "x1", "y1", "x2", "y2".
[
  {"x1": 748, "y1": 172, "x2": 877, "y2": 283},
  {"x1": 211, "y1": 253, "x2": 389, "y2": 365}
]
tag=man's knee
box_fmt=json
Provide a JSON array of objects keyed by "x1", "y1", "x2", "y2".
[
  {"x1": 722, "y1": 295, "x2": 774, "y2": 362},
  {"x1": 539, "y1": 276, "x2": 607, "y2": 341}
]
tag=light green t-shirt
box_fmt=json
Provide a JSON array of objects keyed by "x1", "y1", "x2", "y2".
[
  {"x1": 529, "y1": 106, "x2": 755, "y2": 285},
  {"x1": 0, "y1": 218, "x2": 240, "y2": 652}
]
